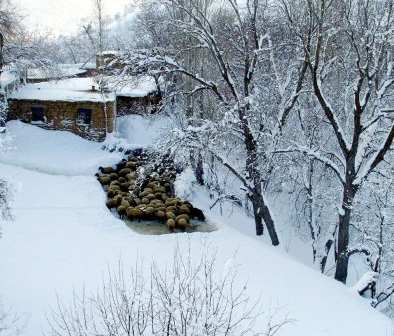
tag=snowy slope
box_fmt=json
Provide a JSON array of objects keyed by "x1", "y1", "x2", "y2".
[
  {"x1": 0, "y1": 121, "x2": 122, "y2": 175},
  {"x1": 0, "y1": 120, "x2": 392, "y2": 336}
]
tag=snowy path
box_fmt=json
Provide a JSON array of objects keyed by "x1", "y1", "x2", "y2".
[{"x1": 0, "y1": 121, "x2": 392, "y2": 336}]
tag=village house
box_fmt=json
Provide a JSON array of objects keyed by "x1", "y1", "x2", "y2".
[
  {"x1": 5, "y1": 49, "x2": 164, "y2": 141},
  {"x1": 7, "y1": 74, "x2": 162, "y2": 141},
  {"x1": 8, "y1": 78, "x2": 116, "y2": 141},
  {"x1": 96, "y1": 51, "x2": 163, "y2": 115},
  {"x1": 113, "y1": 75, "x2": 162, "y2": 115}
]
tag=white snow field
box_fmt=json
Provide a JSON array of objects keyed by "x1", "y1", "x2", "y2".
[{"x1": 0, "y1": 120, "x2": 392, "y2": 336}]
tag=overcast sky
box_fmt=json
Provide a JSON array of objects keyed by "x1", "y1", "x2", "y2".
[{"x1": 15, "y1": 0, "x2": 131, "y2": 35}]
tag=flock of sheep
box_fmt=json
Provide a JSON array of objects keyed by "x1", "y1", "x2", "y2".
[{"x1": 96, "y1": 151, "x2": 206, "y2": 232}]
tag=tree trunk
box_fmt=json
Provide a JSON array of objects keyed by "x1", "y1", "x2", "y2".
[
  {"x1": 240, "y1": 105, "x2": 280, "y2": 246},
  {"x1": 251, "y1": 194, "x2": 264, "y2": 236},
  {"x1": 334, "y1": 183, "x2": 357, "y2": 283},
  {"x1": 0, "y1": 33, "x2": 4, "y2": 74},
  {"x1": 190, "y1": 150, "x2": 204, "y2": 186},
  {"x1": 249, "y1": 179, "x2": 280, "y2": 245}
]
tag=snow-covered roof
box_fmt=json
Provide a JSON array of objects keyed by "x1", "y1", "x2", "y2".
[
  {"x1": 80, "y1": 62, "x2": 97, "y2": 70},
  {"x1": 27, "y1": 63, "x2": 92, "y2": 80},
  {"x1": 99, "y1": 50, "x2": 122, "y2": 56},
  {"x1": 9, "y1": 78, "x2": 115, "y2": 103},
  {"x1": 111, "y1": 76, "x2": 158, "y2": 98}
]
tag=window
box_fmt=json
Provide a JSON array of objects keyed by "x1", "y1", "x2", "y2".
[
  {"x1": 31, "y1": 107, "x2": 45, "y2": 122},
  {"x1": 77, "y1": 108, "x2": 92, "y2": 125}
]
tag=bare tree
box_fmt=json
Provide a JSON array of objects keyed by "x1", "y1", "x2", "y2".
[
  {"x1": 93, "y1": 0, "x2": 105, "y2": 55},
  {"x1": 0, "y1": 0, "x2": 20, "y2": 73},
  {"x1": 49, "y1": 245, "x2": 291, "y2": 336},
  {"x1": 117, "y1": 0, "x2": 309, "y2": 245},
  {"x1": 282, "y1": 0, "x2": 394, "y2": 283}
]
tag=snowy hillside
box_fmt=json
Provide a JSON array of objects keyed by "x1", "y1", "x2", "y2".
[{"x1": 0, "y1": 120, "x2": 392, "y2": 336}]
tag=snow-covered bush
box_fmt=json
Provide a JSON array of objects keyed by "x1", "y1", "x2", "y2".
[
  {"x1": 174, "y1": 167, "x2": 195, "y2": 200},
  {"x1": 49, "y1": 245, "x2": 290, "y2": 336}
]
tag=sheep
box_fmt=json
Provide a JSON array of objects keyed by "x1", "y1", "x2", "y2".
[
  {"x1": 141, "y1": 197, "x2": 150, "y2": 205},
  {"x1": 120, "y1": 182, "x2": 131, "y2": 192},
  {"x1": 121, "y1": 199, "x2": 130, "y2": 208},
  {"x1": 126, "y1": 161, "x2": 137, "y2": 169},
  {"x1": 106, "y1": 198, "x2": 118, "y2": 209},
  {"x1": 114, "y1": 195, "x2": 123, "y2": 205},
  {"x1": 107, "y1": 189, "x2": 119, "y2": 198},
  {"x1": 155, "y1": 210, "x2": 166, "y2": 221},
  {"x1": 147, "y1": 181, "x2": 159, "y2": 189},
  {"x1": 97, "y1": 175, "x2": 111, "y2": 186},
  {"x1": 154, "y1": 186, "x2": 166, "y2": 193},
  {"x1": 109, "y1": 173, "x2": 119, "y2": 181},
  {"x1": 143, "y1": 206, "x2": 156, "y2": 219},
  {"x1": 140, "y1": 188, "x2": 154, "y2": 196},
  {"x1": 110, "y1": 180, "x2": 120, "y2": 186},
  {"x1": 166, "y1": 211, "x2": 176, "y2": 219},
  {"x1": 161, "y1": 193, "x2": 169, "y2": 201},
  {"x1": 99, "y1": 166, "x2": 115, "y2": 174},
  {"x1": 119, "y1": 168, "x2": 132, "y2": 177},
  {"x1": 146, "y1": 193, "x2": 156, "y2": 201},
  {"x1": 148, "y1": 200, "x2": 161, "y2": 208},
  {"x1": 126, "y1": 207, "x2": 143, "y2": 220},
  {"x1": 116, "y1": 160, "x2": 127, "y2": 171},
  {"x1": 117, "y1": 205, "x2": 127, "y2": 217},
  {"x1": 191, "y1": 207, "x2": 206, "y2": 221},
  {"x1": 179, "y1": 204, "x2": 191, "y2": 215},
  {"x1": 118, "y1": 177, "x2": 127, "y2": 184},
  {"x1": 176, "y1": 214, "x2": 190, "y2": 223},
  {"x1": 176, "y1": 217, "x2": 192, "y2": 230},
  {"x1": 126, "y1": 172, "x2": 137, "y2": 180},
  {"x1": 166, "y1": 218, "x2": 176, "y2": 231},
  {"x1": 165, "y1": 198, "x2": 179, "y2": 207},
  {"x1": 166, "y1": 205, "x2": 177, "y2": 213}
]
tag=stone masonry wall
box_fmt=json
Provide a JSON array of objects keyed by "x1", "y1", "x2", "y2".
[{"x1": 8, "y1": 99, "x2": 115, "y2": 142}]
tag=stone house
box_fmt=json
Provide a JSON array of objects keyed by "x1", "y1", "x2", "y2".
[
  {"x1": 8, "y1": 78, "x2": 116, "y2": 141},
  {"x1": 7, "y1": 74, "x2": 163, "y2": 141},
  {"x1": 113, "y1": 76, "x2": 162, "y2": 115}
]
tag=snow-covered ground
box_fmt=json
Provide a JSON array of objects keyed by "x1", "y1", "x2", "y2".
[
  {"x1": 0, "y1": 121, "x2": 122, "y2": 175},
  {"x1": 0, "y1": 119, "x2": 392, "y2": 336}
]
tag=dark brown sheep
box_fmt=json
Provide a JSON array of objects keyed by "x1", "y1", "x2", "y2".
[
  {"x1": 191, "y1": 207, "x2": 206, "y2": 221},
  {"x1": 119, "y1": 168, "x2": 132, "y2": 177},
  {"x1": 117, "y1": 205, "x2": 127, "y2": 217},
  {"x1": 99, "y1": 166, "x2": 115, "y2": 174},
  {"x1": 179, "y1": 204, "x2": 191, "y2": 215},
  {"x1": 109, "y1": 173, "x2": 119, "y2": 181},
  {"x1": 98, "y1": 175, "x2": 111, "y2": 186}
]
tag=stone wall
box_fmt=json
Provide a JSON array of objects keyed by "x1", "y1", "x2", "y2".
[{"x1": 8, "y1": 99, "x2": 115, "y2": 142}]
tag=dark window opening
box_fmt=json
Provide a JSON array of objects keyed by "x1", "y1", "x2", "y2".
[
  {"x1": 77, "y1": 108, "x2": 92, "y2": 125},
  {"x1": 31, "y1": 107, "x2": 45, "y2": 122}
]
